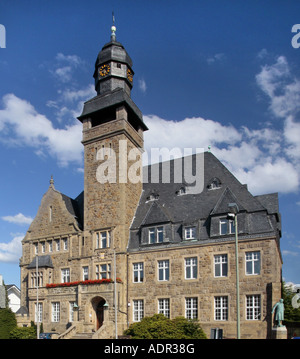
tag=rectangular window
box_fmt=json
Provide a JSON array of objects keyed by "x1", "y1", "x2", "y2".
[
  {"x1": 158, "y1": 260, "x2": 169, "y2": 281},
  {"x1": 214, "y1": 296, "x2": 228, "y2": 321},
  {"x1": 61, "y1": 268, "x2": 70, "y2": 283},
  {"x1": 41, "y1": 242, "x2": 45, "y2": 253},
  {"x1": 35, "y1": 302, "x2": 43, "y2": 323},
  {"x1": 214, "y1": 254, "x2": 228, "y2": 277},
  {"x1": 48, "y1": 240, "x2": 53, "y2": 252},
  {"x1": 148, "y1": 228, "x2": 155, "y2": 244},
  {"x1": 62, "y1": 238, "x2": 68, "y2": 250},
  {"x1": 69, "y1": 302, "x2": 76, "y2": 322},
  {"x1": 246, "y1": 295, "x2": 261, "y2": 320},
  {"x1": 56, "y1": 239, "x2": 60, "y2": 251},
  {"x1": 95, "y1": 264, "x2": 111, "y2": 279},
  {"x1": 185, "y1": 297, "x2": 198, "y2": 319},
  {"x1": 184, "y1": 226, "x2": 196, "y2": 240},
  {"x1": 133, "y1": 262, "x2": 144, "y2": 283},
  {"x1": 220, "y1": 219, "x2": 235, "y2": 235},
  {"x1": 148, "y1": 226, "x2": 164, "y2": 244},
  {"x1": 82, "y1": 266, "x2": 89, "y2": 281},
  {"x1": 185, "y1": 257, "x2": 197, "y2": 279},
  {"x1": 158, "y1": 298, "x2": 170, "y2": 318},
  {"x1": 133, "y1": 300, "x2": 144, "y2": 322},
  {"x1": 245, "y1": 251, "x2": 261, "y2": 275},
  {"x1": 52, "y1": 302, "x2": 60, "y2": 322},
  {"x1": 34, "y1": 243, "x2": 38, "y2": 254},
  {"x1": 96, "y1": 231, "x2": 111, "y2": 248}
]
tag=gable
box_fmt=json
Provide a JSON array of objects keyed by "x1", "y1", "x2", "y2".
[
  {"x1": 25, "y1": 185, "x2": 82, "y2": 240},
  {"x1": 141, "y1": 201, "x2": 172, "y2": 226}
]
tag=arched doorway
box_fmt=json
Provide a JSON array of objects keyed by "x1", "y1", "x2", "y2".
[{"x1": 91, "y1": 297, "x2": 107, "y2": 330}]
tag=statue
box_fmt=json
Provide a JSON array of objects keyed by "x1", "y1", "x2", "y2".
[{"x1": 272, "y1": 299, "x2": 284, "y2": 327}]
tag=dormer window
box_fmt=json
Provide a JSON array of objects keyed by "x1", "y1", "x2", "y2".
[
  {"x1": 208, "y1": 178, "x2": 221, "y2": 190},
  {"x1": 148, "y1": 226, "x2": 164, "y2": 244},
  {"x1": 184, "y1": 226, "x2": 196, "y2": 240},
  {"x1": 146, "y1": 192, "x2": 159, "y2": 201},
  {"x1": 176, "y1": 187, "x2": 186, "y2": 196},
  {"x1": 220, "y1": 218, "x2": 235, "y2": 235}
]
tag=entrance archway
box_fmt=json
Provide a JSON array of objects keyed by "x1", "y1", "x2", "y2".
[{"x1": 91, "y1": 297, "x2": 107, "y2": 330}]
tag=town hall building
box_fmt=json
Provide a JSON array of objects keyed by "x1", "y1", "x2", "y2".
[{"x1": 18, "y1": 25, "x2": 283, "y2": 339}]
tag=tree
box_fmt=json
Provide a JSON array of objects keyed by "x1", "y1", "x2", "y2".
[
  {"x1": 0, "y1": 308, "x2": 17, "y2": 339},
  {"x1": 282, "y1": 282, "x2": 300, "y2": 322},
  {"x1": 124, "y1": 314, "x2": 207, "y2": 339}
]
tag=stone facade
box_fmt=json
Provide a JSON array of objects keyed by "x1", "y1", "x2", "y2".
[{"x1": 18, "y1": 29, "x2": 283, "y2": 339}]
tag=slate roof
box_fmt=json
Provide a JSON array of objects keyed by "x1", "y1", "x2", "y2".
[
  {"x1": 128, "y1": 152, "x2": 281, "y2": 251},
  {"x1": 27, "y1": 255, "x2": 54, "y2": 269},
  {"x1": 61, "y1": 191, "x2": 84, "y2": 229}
]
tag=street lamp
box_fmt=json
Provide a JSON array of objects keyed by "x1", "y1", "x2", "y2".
[{"x1": 227, "y1": 203, "x2": 240, "y2": 339}]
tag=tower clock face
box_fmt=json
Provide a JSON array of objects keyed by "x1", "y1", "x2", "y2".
[
  {"x1": 99, "y1": 64, "x2": 110, "y2": 77},
  {"x1": 127, "y1": 68, "x2": 133, "y2": 82}
]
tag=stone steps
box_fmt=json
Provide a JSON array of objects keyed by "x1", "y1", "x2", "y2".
[{"x1": 71, "y1": 332, "x2": 94, "y2": 339}]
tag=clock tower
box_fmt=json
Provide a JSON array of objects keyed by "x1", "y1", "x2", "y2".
[
  {"x1": 77, "y1": 24, "x2": 147, "y2": 335},
  {"x1": 77, "y1": 24, "x2": 148, "y2": 251}
]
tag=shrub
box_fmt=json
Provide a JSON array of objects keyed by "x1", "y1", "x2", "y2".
[
  {"x1": 124, "y1": 314, "x2": 207, "y2": 339},
  {"x1": 9, "y1": 326, "x2": 36, "y2": 339}
]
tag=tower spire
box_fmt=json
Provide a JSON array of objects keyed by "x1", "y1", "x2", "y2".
[{"x1": 111, "y1": 11, "x2": 116, "y2": 41}]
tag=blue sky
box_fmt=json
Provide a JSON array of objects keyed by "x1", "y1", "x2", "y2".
[{"x1": 0, "y1": 0, "x2": 300, "y2": 287}]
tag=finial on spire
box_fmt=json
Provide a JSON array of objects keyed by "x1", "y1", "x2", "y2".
[{"x1": 111, "y1": 11, "x2": 116, "y2": 41}]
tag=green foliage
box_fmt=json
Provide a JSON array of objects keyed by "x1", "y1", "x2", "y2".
[
  {"x1": 0, "y1": 308, "x2": 17, "y2": 339},
  {"x1": 282, "y1": 282, "x2": 300, "y2": 322},
  {"x1": 9, "y1": 326, "x2": 36, "y2": 339},
  {"x1": 124, "y1": 314, "x2": 207, "y2": 339}
]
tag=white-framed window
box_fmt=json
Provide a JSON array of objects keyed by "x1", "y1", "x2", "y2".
[
  {"x1": 214, "y1": 254, "x2": 228, "y2": 277},
  {"x1": 185, "y1": 257, "x2": 197, "y2": 279},
  {"x1": 214, "y1": 296, "x2": 228, "y2": 321},
  {"x1": 69, "y1": 302, "x2": 76, "y2": 322},
  {"x1": 96, "y1": 264, "x2": 111, "y2": 279},
  {"x1": 35, "y1": 302, "x2": 43, "y2": 323},
  {"x1": 184, "y1": 226, "x2": 196, "y2": 240},
  {"x1": 61, "y1": 268, "x2": 70, "y2": 283},
  {"x1": 31, "y1": 272, "x2": 43, "y2": 288},
  {"x1": 62, "y1": 238, "x2": 68, "y2": 250},
  {"x1": 48, "y1": 240, "x2": 53, "y2": 252},
  {"x1": 41, "y1": 242, "x2": 45, "y2": 253},
  {"x1": 133, "y1": 262, "x2": 144, "y2": 283},
  {"x1": 185, "y1": 297, "x2": 198, "y2": 319},
  {"x1": 133, "y1": 299, "x2": 144, "y2": 322},
  {"x1": 96, "y1": 231, "x2": 111, "y2": 249},
  {"x1": 158, "y1": 260, "x2": 169, "y2": 281},
  {"x1": 56, "y1": 239, "x2": 60, "y2": 251},
  {"x1": 219, "y1": 218, "x2": 235, "y2": 235},
  {"x1": 245, "y1": 251, "x2": 260, "y2": 275},
  {"x1": 82, "y1": 266, "x2": 89, "y2": 281},
  {"x1": 246, "y1": 295, "x2": 261, "y2": 320},
  {"x1": 52, "y1": 302, "x2": 60, "y2": 322},
  {"x1": 158, "y1": 298, "x2": 170, "y2": 318},
  {"x1": 34, "y1": 243, "x2": 38, "y2": 254},
  {"x1": 148, "y1": 226, "x2": 164, "y2": 244}
]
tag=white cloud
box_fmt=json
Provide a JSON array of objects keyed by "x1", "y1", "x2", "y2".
[
  {"x1": 138, "y1": 78, "x2": 147, "y2": 93},
  {"x1": 51, "y1": 53, "x2": 84, "y2": 83},
  {"x1": 0, "y1": 235, "x2": 23, "y2": 263},
  {"x1": 144, "y1": 115, "x2": 241, "y2": 154},
  {"x1": 256, "y1": 55, "x2": 300, "y2": 119},
  {"x1": 207, "y1": 53, "x2": 226, "y2": 65},
  {"x1": 2, "y1": 213, "x2": 33, "y2": 225},
  {"x1": 143, "y1": 113, "x2": 299, "y2": 195},
  {"x1": 0, "y1": 93, "x2": 83, "y2": 167}
]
